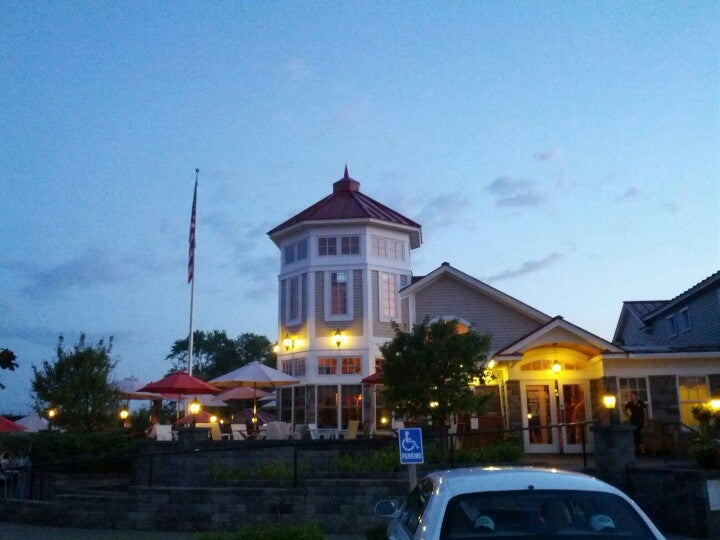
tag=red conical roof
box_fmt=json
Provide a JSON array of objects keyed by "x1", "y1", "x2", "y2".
[{"x1": 268, "y1": 168, "x2": 422, "y2": 247}]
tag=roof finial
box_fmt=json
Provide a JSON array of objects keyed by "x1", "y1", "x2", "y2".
[{"x1": 344, "y1": 164, "x2": 349, "y2": 180}]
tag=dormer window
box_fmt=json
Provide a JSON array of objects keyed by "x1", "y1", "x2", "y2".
[
  {"x1": 679, "y1": 308, "x2": 691, "y2": 333},
  {"x1": 667, "y1": 314, "x2": 678, "y2": 338}
]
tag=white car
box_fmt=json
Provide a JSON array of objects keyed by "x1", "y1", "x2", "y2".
[{"x1": 376, "y1": 467, "x2": 665, "y2": 539}]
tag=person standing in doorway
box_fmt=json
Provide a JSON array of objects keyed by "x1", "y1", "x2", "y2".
[{"x1": 623, "y1": 391, "x2": 647, "y2": 454}]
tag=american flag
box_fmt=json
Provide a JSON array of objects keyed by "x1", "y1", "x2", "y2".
[{"x1": 188, "y1": 176, "x2": 197, "y2": 283}]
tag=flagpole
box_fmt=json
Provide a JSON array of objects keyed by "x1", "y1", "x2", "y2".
[{"x1": 187, "y1": 168, "x2": 199, "y2": 377}]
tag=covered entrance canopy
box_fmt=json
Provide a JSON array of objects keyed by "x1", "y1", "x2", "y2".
[{"x1": 492, "y1": 317, "x2": 626, "y2": 454}]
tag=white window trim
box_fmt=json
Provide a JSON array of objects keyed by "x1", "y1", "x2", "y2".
[
  {"x1": 679, "y1": 307, "x2": 691, "y2": 333},
  {"x1": 379, "y1": 271, "x2": 400, "y2": 323},
  {"x1": 285, "y1": 275, "x2": 302, "y2": 326},
  {"x1": 324, "y1": 270, "x2": 353, "y2": 322},
  {"x1": 667, "y1": 314, "x2": 678, "y2": 338}
]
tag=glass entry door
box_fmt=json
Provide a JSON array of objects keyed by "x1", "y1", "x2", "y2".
[
  {"x1": 523, "y1": 384, "x2": 558, "y2": 453},
  {"x1": 522, "y1": 381, "x2": 590, "y2": 454}
]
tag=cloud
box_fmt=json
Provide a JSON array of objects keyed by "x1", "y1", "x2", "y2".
[
  {"x1": 534, "y1": 147, "x2": 564, "y2": 162},
  {"x1": 485, "y1": 253, "x2": 562, "y2": 282},
  {"x1": 615, "y1": 186, "x2": 643, "y2": 202},
  {"x1": 485, "y1": 176, "x2": 545, "y2": 207},
  {"x1": 282, "y1": 57, "x2": 313, "y2": 78},
  {"x1": 6, "y1": 247, "x2": 172, "y2": 297},
  {"x1": 416, "y1": 191, "x2": 473, "y2": 229}
]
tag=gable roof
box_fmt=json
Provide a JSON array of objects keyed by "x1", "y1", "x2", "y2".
[
  {"x1": 401, "y1": 262, "x2": 552, "y2": 323},
  {"x1": 267, "y1": 167, "x2": 422, "y2": 248},
  {"x1": 641, "y1": 270, "x2": 720, "y2": 321},
  {"x1": 496, "y1": 316, "x2": 625, "y2": 359}
]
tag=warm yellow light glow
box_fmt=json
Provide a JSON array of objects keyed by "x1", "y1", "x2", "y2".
[
  {"x1": 487, "y1": 359, "x2": 496, "y2": 369},
  {"x1": 272, "y1": 342, "x2": 279, "y2": 353},
  {"x1": 603, "y1": 394, "x2": 617, "y2": 409},
  {"x1": 470, "y1": 376, "x2": 481, "y2": 387},
  {"x1": 551, "y1": 360, "x2": 561, "y2": 373},
  {"x1": 282, "y1": 333, "x2": 293, "y2": 351},
  {"x1": 710, "y1": 399, "x2": 720, "y2": 411},
  {"x1": 429, "y1": 401, "x2": 439, "y2": 408},
  {"x1": 210, "y1": 415, "x2": 217, "y2": 423},
  {"x1": 47, "y1": 408, "x2": 57, "y2": 419},
  {"x1": 527, "y1": 412, "x2": 533, "y2": 419},
  {"x1": 334, "y1": 329, "x2": 346, "y2": 348},
  {"x1": 189, "y1": 397, "x2": 201, "y2": 416},
  {"x1": 380, "y1": 416, "x2": 388, "y2": 425},
  {"x1": 119, "y1": 409, "x2": 129, "y2": 420}
]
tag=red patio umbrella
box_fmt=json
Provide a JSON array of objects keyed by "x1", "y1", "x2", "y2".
[
  {"x1": 137, "y1": 372, "x2": 220, "y2": 396},
  {"x1": 0, "y1": 416, "x2": 27, "y2": 432},
  {"x1": 361, "y1": 371, "x2": 383, "y2": 384}
]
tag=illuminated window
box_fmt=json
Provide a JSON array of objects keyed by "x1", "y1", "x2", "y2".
[
  {"x1": 679, "y1": 376, "x2": 708, "y2": 427},
  {"x1": 325, "y1": 271, "x2": 352, "y2": 321},
  {"x1": 318, "y1": 357, "x2": 337, "y2": 375},
  {"x1": 341, "y1": 357, "x2": 361, "y2": 374},
  {"x1": 618, "y1": 377, "x2": 648, "y2": 404}
]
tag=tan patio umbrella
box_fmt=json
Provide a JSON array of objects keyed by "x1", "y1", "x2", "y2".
[
  {"x1": 210, "y1": 361, "x2": 298, "y2": 423},
  {"x1": 112, "y1": 376, "x2": 164, "y2": 401}
]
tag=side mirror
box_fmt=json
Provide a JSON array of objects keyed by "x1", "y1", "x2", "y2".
[{"x1": 376, "y1": 499, "x2": 400, "y2": 517}]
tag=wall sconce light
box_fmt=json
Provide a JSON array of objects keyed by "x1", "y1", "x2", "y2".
[
  {"x1": 210, "y1": 415, "x2": 217, "y2": 423},
  {"x1": 710, "y1": 399, "x2": 720, "y2": 412},
  {"x1": 602, "y1": 393, "x2": 617, "y2": 410},
  {"x1": 380, "y1": 416, "x2": 388, "y2": 425},
  {"x1": 283, "y1": 333, "x2": 294, "y2": 351},
  {"x1": 334, "y1": 329, "x2": 346, "y2": 348},
  {"x1": 272, "y1": 342, "x2": 279, "y2": 353}
]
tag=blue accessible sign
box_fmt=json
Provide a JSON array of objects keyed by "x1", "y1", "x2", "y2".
[{"x1": 398, "y1": 427, "x2": 424, "y2": 464}]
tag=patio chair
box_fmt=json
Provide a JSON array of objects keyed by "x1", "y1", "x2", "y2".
[
  {"x1": 343, "y1": 420, "x2": 360, "y2": 440},
  {"x1": 230, "y1": 424, "x2": 248, "y2": 440},
  {"x1": 155, "y1": 424, "x2": 175, "y2": 441},
  {"x1": 308, "y1": 423, "x2": 320, "y2": 440}
]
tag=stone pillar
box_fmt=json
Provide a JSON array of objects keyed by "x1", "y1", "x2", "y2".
[{"x1": 590, "y1": 424, "x2": 636, "y2": 489}]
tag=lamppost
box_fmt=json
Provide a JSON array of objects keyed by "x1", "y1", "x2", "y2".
[
  {"x1": 602, "y1": 392, "x2": 617, "y2": 425},
  {"x1": 47, "y1": 407, "x2": 57, "y2": 431},
  {"x1": 119, "y1": 407, "x2": 130, "y2": 428},
  {"x1": 189, "y1": 396, "x2": 201, "y2": 429}
]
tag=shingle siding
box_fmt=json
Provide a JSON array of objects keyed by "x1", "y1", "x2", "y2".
[{"x1": 413, "y1": 274, "x2": 542, "y2": 352}]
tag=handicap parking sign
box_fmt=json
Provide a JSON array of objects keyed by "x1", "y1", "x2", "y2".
[{"x1": 398, "y1": 427, "x2": 424, "y2": 464}]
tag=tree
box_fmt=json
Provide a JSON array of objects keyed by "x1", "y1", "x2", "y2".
[
  {"x1": 380, "y1": 319, "x2": 491, "y2": 430},
  {"x1": 166, "y1": 330, "x2": 276, "y2": 380},
  {"x1": 0, "y1": 348, "x2": 19, "y2": 389},
  {"x1": 32, "y1": 334, "x2": 122, "y2": 432}
]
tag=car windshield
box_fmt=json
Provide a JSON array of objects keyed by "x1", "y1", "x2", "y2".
[{"x1": 440, "y1": 489, "x2": 656, "y2": 539}]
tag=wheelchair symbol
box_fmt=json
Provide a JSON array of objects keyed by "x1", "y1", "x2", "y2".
[{"x1": 401, "y1": 431, "x2": 420, "y2": 452}]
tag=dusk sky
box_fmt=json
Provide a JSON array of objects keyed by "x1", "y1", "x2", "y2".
[{"x1": 1, "y1": 3, "x2": 718, "y2": 414}]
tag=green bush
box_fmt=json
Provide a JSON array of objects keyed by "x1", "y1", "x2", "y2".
[
  {"x1": 210, "y1": 459, "x2": 304, "y2": 483},
  {"x1": 194, "y1": 522, "x2": 324, "y2": 540},
  {"x1": 333, "y1": 448, "x2": 399, "y2": 473}
]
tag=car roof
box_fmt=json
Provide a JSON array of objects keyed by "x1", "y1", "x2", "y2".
[{"x1": 425, "y1": 467, "x2": 624, "y2": 497}]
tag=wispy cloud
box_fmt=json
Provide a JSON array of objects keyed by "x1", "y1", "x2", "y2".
[
  {"x1": 485, "y1": 253, "x2": 562, "y2": 282},
  {"x1": 534, "y1": 147, "x2": 564, "y2": 162},
  {"x1": 485, "y1": 176, "x2": 545, "y2": 208},
  {"x1": 416, "y1": 191, "x2": 473, "y2": 229},
  {"x1": 615, "y1": 186, "x2": 643, "y2": 202},
  {"x1": 6, "y1": 247, "x2": 172, "y2": 297}
]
